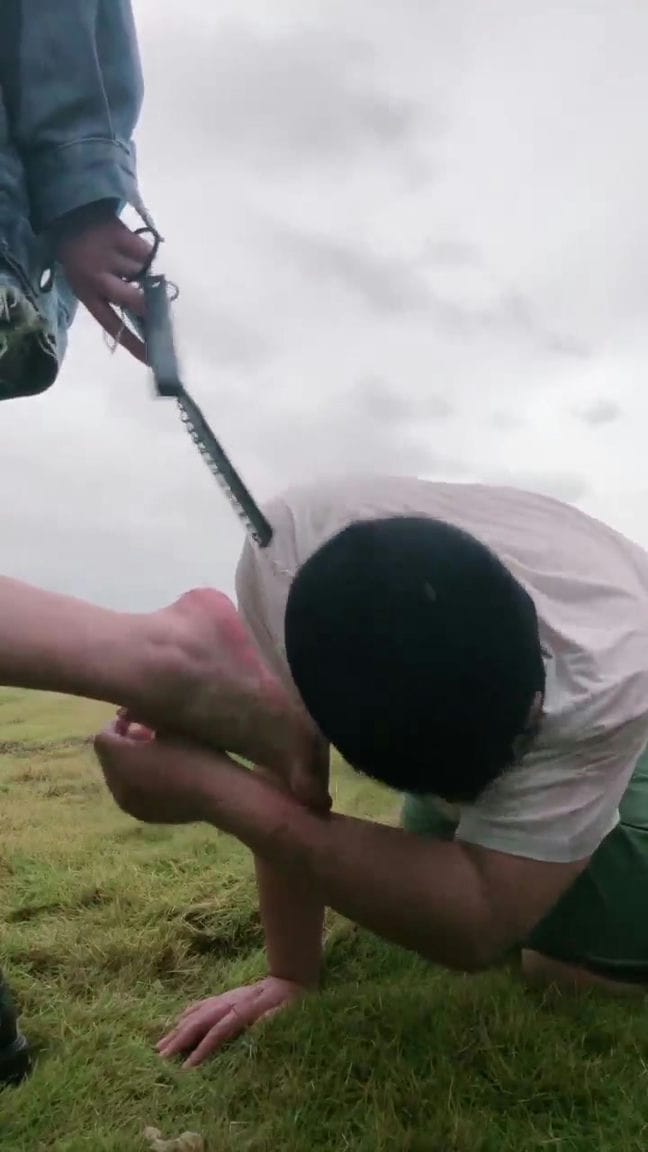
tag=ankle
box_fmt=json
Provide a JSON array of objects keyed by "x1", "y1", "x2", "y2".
[
  {"x1": 116, "y1": 609, "x2": 199, "y2": 723},
  {"x1": 252, "y1": 679, "x2": 320, "y2": 776}
]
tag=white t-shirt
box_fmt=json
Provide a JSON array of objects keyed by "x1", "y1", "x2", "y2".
[{"x1": 235, "y1": 475, "x2": 648, "y2": 864}]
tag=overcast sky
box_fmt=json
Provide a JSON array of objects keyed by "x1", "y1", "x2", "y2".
[{"x1": 2, "y1": 0, "x2": 647, "y2": 609}]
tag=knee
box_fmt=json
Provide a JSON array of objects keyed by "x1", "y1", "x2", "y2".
[{"x1": 521, "y1": 948, "x2": 645, "y2": 997}]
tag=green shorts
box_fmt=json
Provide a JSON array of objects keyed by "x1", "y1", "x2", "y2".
[{"x1": 402, "y1": 747, "x2": 648, "y2": 982}]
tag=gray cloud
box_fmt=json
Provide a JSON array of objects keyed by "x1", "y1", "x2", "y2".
[
  {"x1": 421, "y1": 240, "x2": 482, "y2": 267},
  {"x1": 3, "y1": 0, "x2": 647, "y2": 613},
  {"x1": 175, "y1": 290, "x2": 272, "y2": 371},
  {"x1": 276, "y1": 226, "x2": 595, "y2": 361},
  {"x1": 495, "y1": 292, "x2": 593, "y2": 359},
  {"x1": 574, "y1": 399, "x2": 622, "y2": 427},
  {"x1": 277, "y1": 228, "x2": 431, "y2": 315},
  {"x1": 140, "y1": 21, "x2": 421, "y2": 170},
  {"x1": 357, "y1": 376, "x2": 453, "y2": 422},
  {"x1": 245, "y1": 371, "x2": 466, "y2": 488},
  {"x1": 490, "y1": 410, "x2": 526, "y2": 430},
  {"x1": 485, "y1": 469, "x2": 591, "y2": 506}
]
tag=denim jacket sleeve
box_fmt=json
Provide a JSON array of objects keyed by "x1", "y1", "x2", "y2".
[{"x1": 0, "y1": 0, "x2": 153, "y2": 233}]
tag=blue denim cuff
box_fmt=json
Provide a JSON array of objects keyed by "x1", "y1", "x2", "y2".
[{"x1": 27, "y1": 136, "x2": 140, "y2": 233}]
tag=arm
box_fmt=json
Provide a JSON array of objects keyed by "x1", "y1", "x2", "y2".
[
  {"x1": 0, "y1": 0, "x2": 151, "y2": 232},
  {"x1": 95, "y1": 727, "x2": 593, "y2": 1065},
  {"x1": 208, "y1": 763, "x2": 589, "y2": 971},
  {"x1": 96, "y1": 731, "x2": 589, "y2": 973},
  {"x1": 254, "y1": 747, "x2": 330, "y2": 990},
  {"x1": 0, "y1": 0, "x2": 156, "y2": 358},
  {"x1": 233, "y1": 537, "x2": 329, "y2": 987}
]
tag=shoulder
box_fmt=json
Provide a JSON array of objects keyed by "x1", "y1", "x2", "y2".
[{"x1": 456, "y1": 715, "x2": 648, "y2": 863}]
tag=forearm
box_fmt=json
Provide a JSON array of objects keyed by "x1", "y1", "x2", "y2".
[
  {"x1": 208, "y1": 767, "x2": 500, "y2": 972},
  {"x1": 0, "y1": 0, "x2": 149, "y2": 230},
  {"x1": 254, "y1": 765, "x2": 327, "y2": 988},
  {"x1": 255, "y1": 856, "x2": 325, "y2": 988}
]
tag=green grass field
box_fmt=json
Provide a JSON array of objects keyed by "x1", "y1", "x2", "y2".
[{"x1": 2, "y1": 688, "x2": 648, "y2": 1151}]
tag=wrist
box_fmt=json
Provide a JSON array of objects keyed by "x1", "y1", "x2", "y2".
[
  {"x1": 268, "y1": 966, "x2": 320, "y2": 991},
  {"x1": 200, "y1": 756, "x2": 279, "y2": 837},
  {"x1": 199, "y1": 754, "x2": 325, "y2": 881}
]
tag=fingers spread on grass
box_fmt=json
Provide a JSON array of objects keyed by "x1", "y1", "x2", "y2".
[
  {"x1": 182, "y1": 1007, "x2": 248, "y2": 1068},
  {"x1": 156, "y1": 981, "x2": 299, "y2": 1067},
  {"x1": 158, "y1": 996, "x2": 244, "y2": 1058},
  {"x1": 156, "y1": 1021, "x2": 193, "y2": 1053},
  {"x1": 158, "y1": 1011, "x2": 223, "y2": 1061},
  {"x1": 178, "y1": 1000, "x2": 208, "y2": 1024}
]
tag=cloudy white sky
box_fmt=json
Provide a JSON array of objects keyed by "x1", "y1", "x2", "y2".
[{"x1": 2, "y1": 0, "x2": 648, "y2": 609}]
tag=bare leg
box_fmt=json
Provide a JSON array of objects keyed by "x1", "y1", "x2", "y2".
[
  {"x1": 0, "y1": 574, "x2": 185, "y2": 712},
  {"x1": 521, "y1": 948, "x2": 647, "y2": 997},
  {"x1": 0, "y1": 578, "x2": 313, "y2": 774},
  {"x1": 0, "y1": 578, "x2": 313, "y2": 1087}
]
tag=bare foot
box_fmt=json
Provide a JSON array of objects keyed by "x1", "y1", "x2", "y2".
[{"x1": 129, "y1": 589, "x2": 319, "y2": 781}]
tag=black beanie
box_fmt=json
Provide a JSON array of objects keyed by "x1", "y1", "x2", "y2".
[{"x1": 284, "y1": 516, "x2": 544, "y2": 802}]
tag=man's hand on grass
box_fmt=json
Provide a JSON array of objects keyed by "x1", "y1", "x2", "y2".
[{"x1": 157, "y1": 978, "x2": 307, "y2": 1067}]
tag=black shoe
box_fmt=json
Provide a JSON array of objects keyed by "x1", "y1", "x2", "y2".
[{"x1": 0, "y1": 972, "x2": 31, "y2": 1087}]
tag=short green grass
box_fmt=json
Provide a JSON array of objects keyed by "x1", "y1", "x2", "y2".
[{"x1": 2, "y1": 689, "x2": 648, "y2": 1151}]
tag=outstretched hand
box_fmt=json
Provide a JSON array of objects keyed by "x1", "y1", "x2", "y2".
[{"x1": 157, "y1": 978, "x2": 307, "y2": 1068}]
